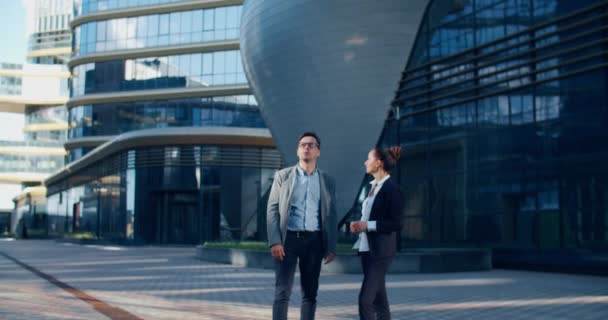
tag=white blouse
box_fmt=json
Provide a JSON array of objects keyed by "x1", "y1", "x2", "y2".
[{"x1": 353, "y1": 175, "x2": 390, "y2": 252}]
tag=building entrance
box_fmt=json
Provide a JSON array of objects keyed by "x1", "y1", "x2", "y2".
[{"x1": 155, "y1": 192, "x2": 200, "y2": 244}]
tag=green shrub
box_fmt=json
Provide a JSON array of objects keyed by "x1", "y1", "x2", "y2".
[
  {"x1": 202, "y1": 241, "x2": 267, "y2": 251},
  {"x1": 64, "y1": 232, "x2": 96, "y2": 239}
]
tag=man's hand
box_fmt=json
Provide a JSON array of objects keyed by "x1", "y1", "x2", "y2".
[
  {"x1": 350, "y1": 221, "x2": 368, "y2": 233},
  {"x1": 270, "y1": 244, "x2": 285, "y2": 261},
  {"x1": 324, "y1": 252, "x2": 335, "y2": 264}
]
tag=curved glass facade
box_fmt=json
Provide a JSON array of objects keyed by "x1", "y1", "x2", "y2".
[
  {"x1": 67, "y1": 147, "x2": 94, "y2": 163},
  {"x1": 75, "y1": 0, "x2": 191, "y2": 16},
  {"x1": 68, "y1": 95, "x2": 264, "y2": 139},
  {"x1": 71, "y1": 50, "x2": 246, "y2": 97},
  {"x1": 377, "y1": 0, "x2": 608, "y2": 255},
  {"x1": 48, "y1": 0, "x2": 277, "y2": 245},
  {"x1": 74, "y1": 6, "x2": 241, "y2": 56},
  {"x1": 46, "y1": 145, "x2": 282, "y2": 243}
]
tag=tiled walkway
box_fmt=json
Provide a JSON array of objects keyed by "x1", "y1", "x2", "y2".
[{"x1": 1, "y1": 239, "x2": 607, "y2": 319}]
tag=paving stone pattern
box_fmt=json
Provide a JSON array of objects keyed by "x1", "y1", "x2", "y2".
[{"x1": 0, "y1": 240, "x2": 607, "y2": 319}]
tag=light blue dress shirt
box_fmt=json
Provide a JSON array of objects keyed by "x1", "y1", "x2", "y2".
[{"x1": 287, "y1": 165, "x2": 321, "y2": 231}]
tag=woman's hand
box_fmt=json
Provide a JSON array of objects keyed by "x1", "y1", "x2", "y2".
[{"x1": 350, "y1": 221, "x2": 368, "y2": 233}]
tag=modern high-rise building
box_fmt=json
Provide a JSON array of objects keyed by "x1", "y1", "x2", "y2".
[
  {"x1": 0, "y1": 62, "x2": 69, "y2": 236},
  {"x1": 241, "y1": 0, "x2": 608, "y2": 271},
  {"x1": 0, "y1": 0, "x2": 72, "y2": 237},
  {"x1": 26, "y1": 0, "x2": 73, "y2": 65},
  {"x1": 44, "y1": 0, "x2": 283, "y2": 244},
  {"x1": 0, "y1": 64, "x2": 69, "y2": 238},
  {"x1": 0, "y1": 63, "x2": 25, "y2": 234}
]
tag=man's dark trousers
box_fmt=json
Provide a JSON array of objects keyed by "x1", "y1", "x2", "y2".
[{"x1": 273, "y1": 231, "x2": 324, "y2": 320}]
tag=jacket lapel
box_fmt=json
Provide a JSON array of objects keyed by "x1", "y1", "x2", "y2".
[
  {"x1": 370, "y1": 179, "x2": 388, "y2": 220},
  {"x1": 318, "y1": 170, "x2": 328, "y2": 227},
  {"x1": 283, "y1": 166, "x2": 297, "y2": 217}
]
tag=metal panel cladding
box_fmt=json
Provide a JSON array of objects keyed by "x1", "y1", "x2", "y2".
[{"x1": 241, "y1": 0, "x2": 431, "y2": 217}]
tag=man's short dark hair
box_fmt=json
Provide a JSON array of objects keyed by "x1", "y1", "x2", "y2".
[{"x1": 298, "y1": 131, "x2": 321, "y2": 149}]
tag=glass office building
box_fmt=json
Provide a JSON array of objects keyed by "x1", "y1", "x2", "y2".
[
  {"x1": 241, "y1": 0, "x2": 607, "y2": 271},
  {"x1": 373, "y1": 0, "x2": 608, "y2": 269},
  {"x1": 45, "y1": 0, "x2": 283, "y2": 244}
]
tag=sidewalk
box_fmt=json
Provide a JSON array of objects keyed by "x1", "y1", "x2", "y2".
[{"x1": 1, "y1": 239, "x2": 607, "y2": 319}]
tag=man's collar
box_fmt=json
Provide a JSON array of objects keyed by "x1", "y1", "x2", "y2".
[{"x1": 296, "y1": 164, "x2": 318, "y2": 176}]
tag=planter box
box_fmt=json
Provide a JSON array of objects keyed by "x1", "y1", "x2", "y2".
[{"x1": 196, "y1": 246, "x2": 491, "y2": 273}]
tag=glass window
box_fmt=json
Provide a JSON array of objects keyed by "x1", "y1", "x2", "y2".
[
  {"x1": 192, "y1": 10, "x2": 203, "y2": 32},
  {"x1": 136, "y1": 16, "x2": 147, "y2": 38},
  {"x1": 213, "y1": 52, "x2": 225, "y2": 74},
  {"x1": 179, "y1": 54, "x2": 191, "y2": 76},
  {"x1": 202, "y1": 53, "x2": 213, "y2": 75},
  {"x1": 72, "y1": 50, "x2": 245, "y2": 96},
  {"x1": 107, "y1": 19, "x2": 117, "y2": 42},
  {"x1": 180, "y1": 11, "x2": 192, "y2": 35},
  {"x1": 147, "y1": 15, "x2": 159, "y2": 37},
  {"x1": 170, "y1": 12, "x2": 180, "y2": 34},
  {"x1": 159, "y1": 14, "x2": 169, "y2": 35},
  {"x1": 158, "y1": 56, "x2": 168, "y2": 77},
  {"x1": 68, "y1": 95, "x2": 264, "y2": 138},
  {"x1": 225, "y1": 51, "x2": 237, "y2": 74},
  {"x1": 226, "y1": 6, "x2": 238, "y2": 29},
  {"x1": 75, "y1": 6, "x2": 244, "y2": 57},
  {"x1": 203, "y1": 9, "x2": 214, "y2": 31},
  {"x1": 190, "y1": 53, "x2": 201, "y2": 78},
  {"x1": 86, "y1": 23, "x2": 97, "y2": 44},
  {"x1": 168, "y1": 55, "x2": 179, "y2": 77},
  {"x1": 127, "y1": 17, "x2": 137, "y2": 39},
  {"x1": 216, "y1": 7, "x2": 226, "y2": 29},
  {"x1": 97, "y1": 21, "x2": 106, "y2": 41}
]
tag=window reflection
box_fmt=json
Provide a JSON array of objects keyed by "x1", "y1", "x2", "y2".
[
  {"x1": 68, "y1": 95, "x2": 264, "y2": 139},
  {"x1": 74, "y1": 6, "x2": 241, "y2": 56},
  {"x1": 71, "y1": 50, "x2": 246, "y2": 97},
  {"x1": 76, "y1": 0, "x2": 195, "y2": 16}
]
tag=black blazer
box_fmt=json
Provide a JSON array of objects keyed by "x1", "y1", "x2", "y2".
[{"x1": 366, "y1": 177, "x2": 404, "y2": 258}]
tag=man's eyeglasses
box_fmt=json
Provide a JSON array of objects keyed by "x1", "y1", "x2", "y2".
[{"x1": 298, "y1": 142, "x2": 319, "y2": 149}]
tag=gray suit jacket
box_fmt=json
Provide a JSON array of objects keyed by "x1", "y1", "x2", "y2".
[{"x1": 267, "y1": 165, "x2": 337, "y2": 255}]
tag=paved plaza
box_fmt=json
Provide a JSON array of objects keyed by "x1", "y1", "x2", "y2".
[{"x1": 0, "y1": 240, "x2": 607, "y2": 319}]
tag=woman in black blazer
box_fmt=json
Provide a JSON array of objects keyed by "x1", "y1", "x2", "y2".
[{"x1": 351, "y1": 146, "x2": 404, "y2": 320}]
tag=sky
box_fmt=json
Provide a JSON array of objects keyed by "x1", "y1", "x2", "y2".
[
  {"x1": 0, "y1": 1, "x2": 27, "y2": 64},
  {"x1": 0, "y1": 1, "x2": 27, "y2": 140}
]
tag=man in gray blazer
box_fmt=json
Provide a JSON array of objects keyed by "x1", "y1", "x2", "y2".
[{"x1": 267, "y1": 131, "x2": 337, "y2": 320}]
